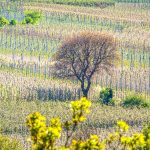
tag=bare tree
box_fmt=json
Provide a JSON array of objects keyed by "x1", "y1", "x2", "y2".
[{"x1": 52, "y1": 31, "x2": 118, "y2": 98}]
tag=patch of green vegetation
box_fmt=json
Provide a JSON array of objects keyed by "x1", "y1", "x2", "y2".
[
  {"x1": 0, "y1": 11, "x2": 41, "y2": 27},
  {"x1": 122, "y1": 94, "x2": 150, "y2": 108},
  {"x1": 9, "y1": 19, "x2": 17, "y2": 26},
  {"x1": 23, "y1": 11, "x2": 42, "y2": 25},
  {"x1": 0, "y1": 17, "x2": 9, "y2": 27},
  {"x1": 99, "y1": 88, "x2": 114, "y2": 105}
]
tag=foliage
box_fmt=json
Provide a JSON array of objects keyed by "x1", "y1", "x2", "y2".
[
  {"x1": 0, "y1": 134, "x2": 23, "y2": 150},
  {"x1": 99, "y1": 88, "x2": 113, "y2": 105},
  {"x1": 0, "y1": 17, "x2": 9, "y2": 27},
  {"x1": 24, "y1": 16, "x2": 34, "y2": 24},
  {"x1": 27, "y1": 97, "x2": 150, "y2": 150},
  {"x1": 0, "y1": 11, "x2": 41, "y2": 26},
  {"x1": 24, "y1": 11, "x2": 41, "y2": 25},
  {"x1": 9, "y1": 19, "x2": 17, "y2": 26},
  {"x1": 26, "y1": 112, "x2": 62, "y2": 149},
  {"x1": 122, "y1": 94, "x2": 150, "y2": 108}
]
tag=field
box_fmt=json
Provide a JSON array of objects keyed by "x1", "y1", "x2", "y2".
[{"x1": 0, "y1": 0, "x2": 150, "y2": 149}]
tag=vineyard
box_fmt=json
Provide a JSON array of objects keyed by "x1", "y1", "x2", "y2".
[{"x1": 0, "y1": 0, "x2": 150, "y2": 149}]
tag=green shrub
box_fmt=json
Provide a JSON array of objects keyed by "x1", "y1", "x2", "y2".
[
  {"x1": 9, "y1": 19, "x2": 17, "y2": 26},
  {"x1": 108, "y1": 98, "x2": 116, "y2": 106},
  {"x1": 0, "y1": 17, "x2": 9, "y2": 27},
  {"x1": 24, "y1": 11, "x2": 41, "y2": 24},
  {"x1": 25, "y1": 16, "x2": 33, "y2": 24},
  {"x1": 0, "y1": 134, "x2": 23, "y2": 150},
  {"x1": 122, "y1": 94, "x2": 150, "y2": 108},
  {"x1": 99, "y1": 88, "x2": 113, "y2": 105}
]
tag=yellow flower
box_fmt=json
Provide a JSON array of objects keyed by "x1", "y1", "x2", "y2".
[
  {"x1": 50, "y1": 118, "x2": 62, "y2": 132},
  {"x1": 71, "y1": 140, "x2": 84, "y2": 150},
  {"x1": 121, "y1": 136, "x2": 132, "y2": 145},
  {"x1": 71, "y1": 97, "x2": 91, "y2": 123},
  {"x1": 107, "y1": 133, "x2": 118, "y2": 142},
  {"x1": 47, "y1": 127, "x2": 61, "y2": 139},
  {"x1": 83, "y1": 135, "x2": 105, "y2": 150},
  {"x1": 71, "y1": 97, "x2": 91, "y2": 113},
  {"x1": 129, "y1": 133, "x2": 146, "y2": 148},
  {"x1": 117, "y1": 121, "x2": 129, "y2": 132}
]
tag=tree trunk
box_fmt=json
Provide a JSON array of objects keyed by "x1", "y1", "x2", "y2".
[
  {"x1": 81, "y1": 79, "x2": 91, "y2": 98},
  {"x1": 82, "y1": 89, "x2": 88, "y2": 98}
]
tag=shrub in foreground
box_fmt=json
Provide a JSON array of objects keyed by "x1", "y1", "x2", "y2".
[
  {"x1": 27, "y1": 97, "x2": 150, "y2": 150},
  {"x1": 0, "y1": 134, "x2": 23, "y2": 150},
  {"x1": 122, "y1": 94, "x2": 150, "y2": 108}
]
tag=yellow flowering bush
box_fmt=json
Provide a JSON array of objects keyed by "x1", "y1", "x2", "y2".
[
  {"x1": 26, "y1": 97, "x2": 150, "y2": 150},
  {"x1": 117, "y1": 120, "x2": 129, "y2": 132},
  {"x1": 26, "y1": 112, "x2": 62, "y2": 149},
  {"x1": 70, "y1": 97, "x2": 91, "y2": 123},
  {"x1": 71, "y1": 135, "x2": 105, "y2": 150}
]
